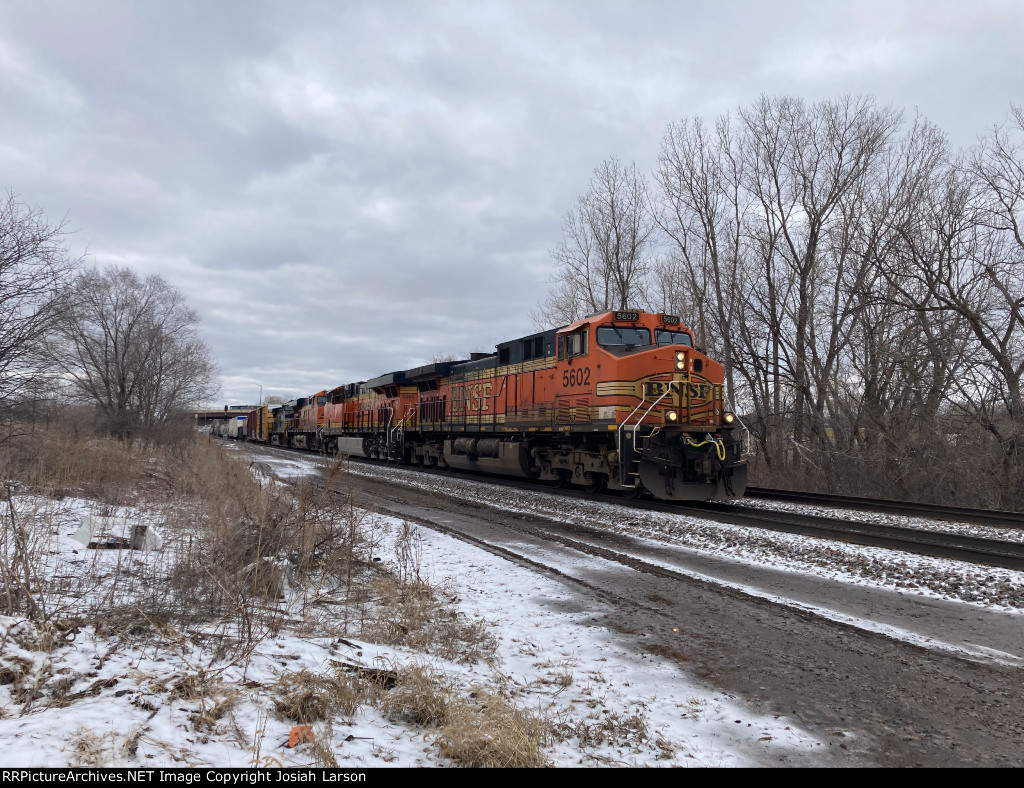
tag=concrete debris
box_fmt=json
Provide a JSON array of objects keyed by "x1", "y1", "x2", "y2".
[{"x1": 72, "y1": 515, "x2": 163, "y2": 551}]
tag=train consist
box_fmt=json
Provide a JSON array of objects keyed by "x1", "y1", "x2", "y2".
[{"x1": 242, "y1": 310, "x2": 748, "y2": 501}]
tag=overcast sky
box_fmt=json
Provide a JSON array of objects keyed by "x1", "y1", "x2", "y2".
[{"x1": 1, "y1": 1, "x2": 1021, "y2": 405}]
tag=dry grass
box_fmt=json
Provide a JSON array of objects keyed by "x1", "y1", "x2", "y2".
[
  {"x1": 376, "y1": 664, "x2": 552, "y2": 768},
  {"x1": 272, "y1": 669, "x2": 369, "y2": 725},
  {"x1": 168, "y1": 672, "x2": 215, "y2": 702},
  {"x1": 0, "y1": 420, "x2": 497, "y2": 669},
  {"x1": 0, "y1": 654, "x2": 36, "y2": 706},
  {"x1": 3, "y1": 420, "x2": 378, "y2": 654},
  {"x1": 552, "y1": 707, "x2": 649, "y2": 749},
  {"x1": 122, "y1": 728, "x2": 143, "y2": 759},
  {"x1": 378, "y1": 665, "x2": 454, "y2": 726},
  {"x1": 192, "y1": 690, "x2": 240, "y2": 734},
  {"x1": 309, "y1": 720, "x2": 340, "y2": 768},
  {"x1": 69, "y1": 728, "x2": 116, "y2": 767},
  {"x1": 435, "y1": 688, "x2": 551, "y2": 768},
  {"x1": 0, "y1": 420, "x2": 559, "y2": 767},
  {"x1": 361, "y1": 576, "x2": 497, "y2": 664},
  {"x1": 0, "y1": 418, "x2": 177, "y2": 624},
  {"x1": 160, "y1": 672, "x2": 241, "y2": 734}
]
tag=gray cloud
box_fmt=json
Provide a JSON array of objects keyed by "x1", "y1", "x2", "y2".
[{"x1": 1, "y1": 0, "x2": 1020, "y2": 404}]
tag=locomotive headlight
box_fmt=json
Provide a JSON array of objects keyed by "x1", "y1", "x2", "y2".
[
  {"x1": 723, "y1": 411, "x2": 735, "y2": 424},
  {"x1": 674, "y1": 351, "x2": 686, "y2": 370},
  {"x1": 666, "y1": 410, "x2": 678, "y2": 422}
]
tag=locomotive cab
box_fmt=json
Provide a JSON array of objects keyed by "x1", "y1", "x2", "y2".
[{"x1": 555, "y1": 310, "x2": 747, "y2": 501}]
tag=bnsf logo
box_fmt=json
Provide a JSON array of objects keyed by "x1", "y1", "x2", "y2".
[
  {"x1": 450, "y1": 382, "x2": 493, "y2": 415},
  {"x1": 644, "y1": 381, "x2": 711, "y2": 400}
]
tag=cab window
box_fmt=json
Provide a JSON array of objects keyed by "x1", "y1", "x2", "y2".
[
  {"x1": 565, "y1": 330, "x2": 588, "y2": 357},
  {"x1": 655, "y1": 330, "x2": 693, "y2": 347},
  {"x1": 597, "y1": 326, "x2": 652, "y2": 349}
]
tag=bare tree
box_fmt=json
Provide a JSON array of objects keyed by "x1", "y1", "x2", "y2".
[
  {"x1": 738, "y1": 96, "x2": 903, "y2": 477},
  {"x1": 536, "y1": 157, "x2": 655, "y2": 326},
  {"x1": 968, "y1": 105, "x2": 1024, "y2": 444},
  {"x1": 50, "y1": 266, "x2": 219, "y2": 438},
  {"x1": 0, "y1": 193, "x2": 79, "y2": 433},
  {"x1": 654, "y1": 98, "x2": 905, "y2": 482},
  {"x1": 880, "y1": 108, "x2": 1024, "y2": 505},
  {"x1": 536, "y1": 97, "x2": 1024, "y2": 505},
  {"x1": 654, "y1": 114, "x2": 748, "y2": 420}
]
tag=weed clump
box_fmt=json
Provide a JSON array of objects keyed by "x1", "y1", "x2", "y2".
[
  {"x1": 379, "y1": 665, "x2": 454, "y2": 727},
  {"x1": 361, "y1": 577, "x2": 497, "y2": 664},
  {"x1": 272, "y1": 669, "x2": 367, "y2": 724},
  {"x1": 374, "y1": 665, "x2": 552, "y2": 767},
  {"x1": 436, "y1": 688, "x2": 551, "y2": 768}
]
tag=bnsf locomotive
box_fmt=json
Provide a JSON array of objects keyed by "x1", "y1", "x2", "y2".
[{"x1": 245, "y1": 310, "x2": 747, "y2": 501}]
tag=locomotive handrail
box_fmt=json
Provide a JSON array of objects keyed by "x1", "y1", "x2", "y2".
[
  {"x1": 616, "y1": 385, "x2": 675, "y2": 486},
  {"x1": 388, "y1": 406, "x2": 415, "y2": 446},
  {"x1": 630, "y1": 386, "x2": 674, "y2": 454},
  {"x1": 732, "y1": 412, "x2": 753, "y2": 457},
  {"x1": 617, "y1": 402, "x2": 647, "y2": 456},
  {"x1": 618, "y1": 386, "x2": 673, "y2": 444}
]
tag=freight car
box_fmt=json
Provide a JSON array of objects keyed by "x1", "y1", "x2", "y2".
[
  {"x1": 253, "y1": 310, "x2": 747, "y2": 501},
  {"x1": 218, "y1": 415, "x2": 248, "y2": 439}
]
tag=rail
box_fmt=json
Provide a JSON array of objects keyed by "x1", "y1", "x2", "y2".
[
  {"x1": 249, "y1": 441, "x2": 1024, "y2": 571},
  {"x1": 746, "y1": 487, "x2": 1024, "y2": 529}
]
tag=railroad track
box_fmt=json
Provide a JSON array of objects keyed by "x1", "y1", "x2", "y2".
[
  {"x1": 746, "y1": 487, "x2": 1024, "y2": 529},
  {"x1": 239, "y1": 440, "x2": 1024, "y2": 571},
  {"x1": 661, "y1": 500, "x2": 1024, "y2": 571}
]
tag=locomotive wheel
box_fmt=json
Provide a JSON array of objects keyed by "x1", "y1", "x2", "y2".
[{"x1": 582, "y1": 475, "x2": 605, "y2": 494}]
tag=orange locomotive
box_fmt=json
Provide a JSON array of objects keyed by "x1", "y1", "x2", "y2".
[{"x1": 255, "y1": 310, "x2": 748, "y2": 501}]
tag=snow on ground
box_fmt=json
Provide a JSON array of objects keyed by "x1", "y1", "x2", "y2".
[
  {"x1": 5, "y1": 444, "x2": 1018, "y2": 767},
  {"x1": 0, "y1": 485, "x2": 824, "y2": 767},
  {"x1": 379, "y1": 516, "x2": 828, "y2": 767}
]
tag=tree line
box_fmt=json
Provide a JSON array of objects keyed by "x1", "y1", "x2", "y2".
[
  {"x1": 0, "y1": 191, "x2": 218, "y2": 440},
  {"x1": 537, "y1": 96, "x2": 1024, "y2": 509}
]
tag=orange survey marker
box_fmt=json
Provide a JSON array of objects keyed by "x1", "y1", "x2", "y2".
[{"x1": 288, "y1": 725, "x2": 314, "y2": 748}]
